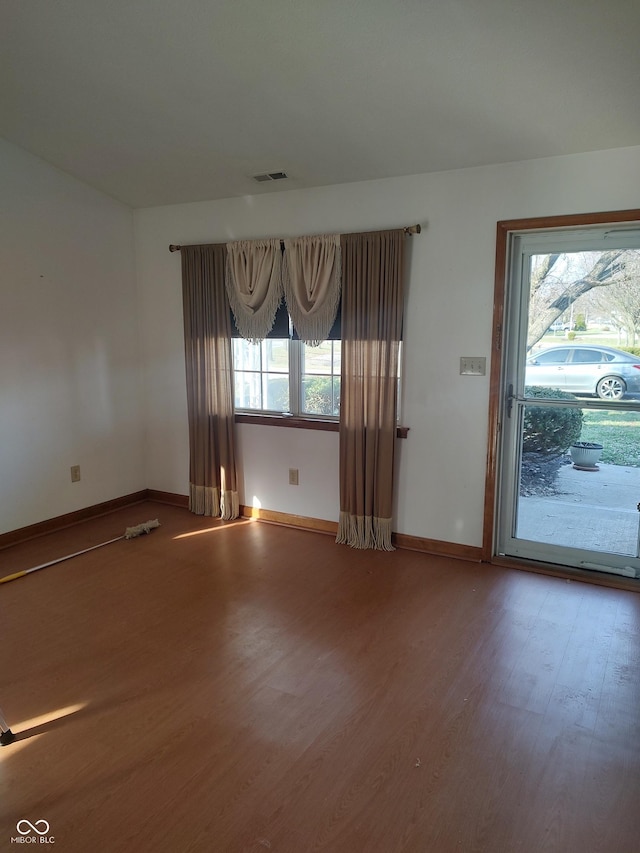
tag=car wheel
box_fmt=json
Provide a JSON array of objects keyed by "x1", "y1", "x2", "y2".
[{"x1": 596, "y1": 375, "x2": 626, "y2": 401}]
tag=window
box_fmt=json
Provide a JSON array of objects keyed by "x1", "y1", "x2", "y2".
[
  {"x1": 534, "y1": 349, "x2": 570, "y2": 364},
  {"x1": 571, "y1": 348, "x2": 614, "y2": 363},
  {"x1": 233, "y1": 337, "x2": 341, "y2": 418},
  {"x1": 231, "y1": 302, "x2": 404, "y2": 423},
  {"x1": 232, "y1": 338, "x2": 290, "y2": 412},
  {"x1": 231, "y1": 297, "x2": 343, "y2": 419},
  {"x1": 300, "y1": 340, "x2": 341, "y2": 417}
]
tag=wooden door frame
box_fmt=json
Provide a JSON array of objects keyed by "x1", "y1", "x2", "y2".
[{"x1": 482, "y1": 208, "x2": 640, "y2": 564}]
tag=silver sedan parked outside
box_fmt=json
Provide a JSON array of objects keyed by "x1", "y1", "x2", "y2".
[{"x1": 525, "y1": 344, "x2": 640, "y2": 401}]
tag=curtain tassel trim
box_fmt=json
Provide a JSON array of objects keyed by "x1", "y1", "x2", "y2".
[
  {"x1": 336, "y1": 512, "x2": 395, "y2": 551},
  {"x1": 189, "y1": 484, "x2": 219, "y2": 517},
  {"x1": 189, "y1": 484, "x2": 239, "y2": 520},
  {"x1": 221, "y1": 490, "x2": 239, "y2": 521}
]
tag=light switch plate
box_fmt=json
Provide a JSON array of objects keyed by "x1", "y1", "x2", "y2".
[{"x1": 460, "y1": 357, "x2": 486, "y2": 376}]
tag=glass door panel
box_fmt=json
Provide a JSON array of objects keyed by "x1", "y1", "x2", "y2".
[
  {"x1": 497, "y1": 230, "x2": 640, "y2": 579},
  {"x1": 515, "y1": 403, "x2": 640, "y2": 558}
]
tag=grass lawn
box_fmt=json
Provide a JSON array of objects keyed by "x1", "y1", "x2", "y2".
[
  {"x1": 539, "y1": 330, "x2": 639, "y2": 352},
  {"x1": 580, "y1": 409, "x2": 640, "y2": 467}
]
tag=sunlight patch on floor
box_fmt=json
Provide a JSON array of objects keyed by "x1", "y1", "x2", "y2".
[{"x1": 0, "y1": 703, "x2": 87, "y2": 757}]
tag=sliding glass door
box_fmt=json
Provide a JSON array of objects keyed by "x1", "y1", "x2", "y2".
[{"x1": 496, "y1": 225, "x2": 640, "y2": 579}]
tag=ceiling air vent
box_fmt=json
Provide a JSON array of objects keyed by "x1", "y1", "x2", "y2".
[{"x1": 253, "y1": 171, "x2": 289, "y2": 183}]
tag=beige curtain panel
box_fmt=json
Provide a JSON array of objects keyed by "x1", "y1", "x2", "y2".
[
  {"x1": 225, "y1": 239, "x2": 283, "y2": 342},
  {"x1": 182, "y1": 244, "x2": 239, "y2": 520},
  {"x1": 282, "y1": 234, "x2": 341, "y2": 345},
  {"x1": 336, "y1": 229, "x2": 406, "y2": 550}
]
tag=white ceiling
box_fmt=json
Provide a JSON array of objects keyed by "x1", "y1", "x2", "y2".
[{"x1": 3, "y1": 0, "x2": 640, "y2": 208}]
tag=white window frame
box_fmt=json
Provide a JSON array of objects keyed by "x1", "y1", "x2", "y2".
[
  {"x1": 233, "y1": 337, "x2": 404, "y2": 425},
  {"x1": 233, "y1": 338, "x2": 342, "y2": 420}
]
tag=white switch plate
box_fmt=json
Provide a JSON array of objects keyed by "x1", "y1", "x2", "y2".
[{"x1": 460, "y1": 357, "x2": 486, "y2": 376}]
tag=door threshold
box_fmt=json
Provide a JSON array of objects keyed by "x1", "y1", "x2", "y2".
[{"x1": 490, "y1": 555, "x2": 640, "y2": 593}]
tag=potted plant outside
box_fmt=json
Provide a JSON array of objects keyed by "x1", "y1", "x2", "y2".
[{"x1": 570, "y1": 441, "x2": 603, "y2": 470}]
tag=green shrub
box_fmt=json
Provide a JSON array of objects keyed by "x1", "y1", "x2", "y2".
[
  {"x1": 523, "y1": 386, "x2": 583, "y2": 456},
  {"x1": 619, "y1": 346, "x2": 640, "y2": 357},
  {"x1": 302, "y1": 375, "x2": 340, "y2": 416},
  {"x1": 574, "y1": 313, "x2": 587, "y2": 331},
  {"x1": 567, "y1": 330, "x2": 576, "y2": 340}
]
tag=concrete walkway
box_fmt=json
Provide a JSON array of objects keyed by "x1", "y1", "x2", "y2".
[{"x1": 517, "y1": 462, "x2": 640, "y2": 556}]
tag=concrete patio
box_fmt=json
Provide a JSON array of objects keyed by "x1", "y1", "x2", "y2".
[{"x1": 517, "y1": 462, "x2": 640, "y2": 556}]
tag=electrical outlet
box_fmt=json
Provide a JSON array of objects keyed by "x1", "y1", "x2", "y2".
[
  {"x1": 70, "y1": 465, "x2": 81, "y2": 483},
  {"x1": 460, "y1": 356, "x2": 486, "y2": 376},
  {"x1": 289, "y1": 468, "x2": 299, "y2": 486}
]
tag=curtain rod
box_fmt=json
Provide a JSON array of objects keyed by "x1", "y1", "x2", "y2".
[{"x1": 168, "y1": 224, "x2": 421, "y2": 253}]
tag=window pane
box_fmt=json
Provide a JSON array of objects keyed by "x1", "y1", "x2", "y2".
[
  {"x1": 333, "y1": 377, "x2": 341, "y2": 416},
  {"x1": 572, "y1": 349, "x2": 602, "y2": 363},
  {"x1": 303, "y1": 341, "x2": 333, "y2": 374},
  {"x1": 265, "y1": 339, "x2": 289, "y2": 373},
  {"x1": 264, "y1": 374, "x2": 289, "y2": 411},
  {"x1": 233, "y1": 338, "x2": 290, "y2": 412},
  {"x1": 333, "y1": 341, "x2": 342, "y2": 373},
  {"x1": 234, "y1": 372, "x2": 262, "y2": 410},
  {"x1": 300, "y1": 340, "x2": 341, "y2": 416},
  {"x1": 233, "y1": 338, "x2": 261, "y2": 370},
  {"x1": 302, "y1": 376, "x2": 335, "y2": 415},
  {"x1": 535, "y1": 349, "x2": 570, "y2": 365}
]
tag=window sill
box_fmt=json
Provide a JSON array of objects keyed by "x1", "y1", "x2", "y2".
[{"x1": 234, "y1": 413, "x2": 409, "y2": 438}]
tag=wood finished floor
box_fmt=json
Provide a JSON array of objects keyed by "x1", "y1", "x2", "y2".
[{"x1": 1, "y1": 501, "x2": 639, "y2": 852}]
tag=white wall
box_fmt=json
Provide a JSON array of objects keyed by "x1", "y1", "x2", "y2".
[
  {"x1": 0, "y1": 139, "x2": 145, "y2": 534},
  {"x1": 6, "y1": 136, "x2": 637, "y2": 547},
  {"x1": 135, "y1": 146, "x2": 640, "y2": 547}
]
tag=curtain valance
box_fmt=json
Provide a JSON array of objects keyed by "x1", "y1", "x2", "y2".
[
  {"x1": 176, "y1": 226, "x2": 418, "y2": 345},
  {"x1": 282, "y1": 234, "x2": 341, "y2": 346},
  {"x1": 226, "y1": 235, "x2": 341, "y2": 345},
  {"x1": 225, "y1": 239, "x2": 283, "y2": 343}
]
